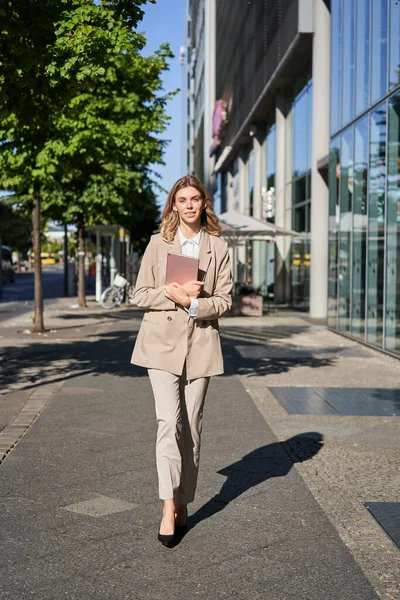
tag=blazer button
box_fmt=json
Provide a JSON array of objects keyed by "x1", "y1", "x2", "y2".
[{"x1": 167, "y1": 316, "x2": 172, "y2": 321}]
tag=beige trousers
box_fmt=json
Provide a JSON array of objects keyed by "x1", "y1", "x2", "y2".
[{"x1": 147, "y1": 367, "x2": 210, "y2": 504}]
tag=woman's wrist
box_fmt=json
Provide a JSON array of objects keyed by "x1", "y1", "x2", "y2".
[{"x1": 182, "y1": 296, "x2": 191, "y2": 308}]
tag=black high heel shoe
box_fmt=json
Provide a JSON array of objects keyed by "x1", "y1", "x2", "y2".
[
  {"x1": 158, "y1": 517, "x2": 175, "y2": 548},
  {"x1": 157, "y1": 530, "x2": 175, "y2": 548},
  {"x1": 175, "y1": 507, "x2": 188, "y2": 536}
]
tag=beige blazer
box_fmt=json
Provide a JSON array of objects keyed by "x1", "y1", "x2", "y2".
[{"x1": 130, "y1": 230, "x2": 232, "y2": 379}]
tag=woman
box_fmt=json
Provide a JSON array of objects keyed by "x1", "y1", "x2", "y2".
[{"x1": 131, "y1": 175, "x2": 232, "y2": 547}]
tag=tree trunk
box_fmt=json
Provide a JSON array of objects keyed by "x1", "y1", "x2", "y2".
[
  {"x1": 15, "y1": 251, "x2": 21, "y2": 274},
  {"x1": 0, "y1": 236, "x2": 3, "y2": 300},
  {"x1": 32, "y1": 188, "x2": 45, "y2": 332},
  {"x1": 77, "y1": 216, "x2": 87, "y2": 308},
  {"x1": 63, "y1": 223, "x2": 69, "y2": 297}
]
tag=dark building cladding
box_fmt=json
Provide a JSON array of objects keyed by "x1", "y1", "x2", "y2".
[{"x1": 215, "y1": 0, "x2": 306, "y2": 148}]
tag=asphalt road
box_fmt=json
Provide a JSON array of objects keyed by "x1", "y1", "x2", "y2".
[{"x1": 0, "y1": 265, "x2": 65, "y2": 323}]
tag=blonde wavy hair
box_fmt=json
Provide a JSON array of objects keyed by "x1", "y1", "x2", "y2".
[{"x1": 160, "y1": 175, "x2": 221, "y2": 241}]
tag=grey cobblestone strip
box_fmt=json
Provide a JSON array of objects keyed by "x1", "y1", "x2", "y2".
[
  {"x1": 241, "y1": 380, "x2": 400, "y2": 600},
  {"x1": 0, "y1": 381, "x2": 64, "y2": 465}
]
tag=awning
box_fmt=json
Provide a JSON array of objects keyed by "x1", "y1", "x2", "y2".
[{"x1": 218, "y1": 211, "x2": 299, "y2": 241}]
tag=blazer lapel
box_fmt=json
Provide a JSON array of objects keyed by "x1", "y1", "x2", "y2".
[
  {"x1": 198, "y1": 231, "x2": 212, "y2": 281},
  {"x1": 170, "y1": 232, "x2": 182, "y2": 255}
]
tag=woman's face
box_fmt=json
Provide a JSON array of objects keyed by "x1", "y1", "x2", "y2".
[{"x1": 173, "y1": 186, "x2": 206, "y2": 228}]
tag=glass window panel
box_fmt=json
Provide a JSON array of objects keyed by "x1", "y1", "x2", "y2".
[
  {"x1": 355, "y1": 0, "x2": 370, "y2": 115},
  {"x1": 291, "y1": 237, "x2": 309, "y2": 308},
  {"x1": 293, "y1": 81, "x2": 312, "y2": 184},
  {"x1": 371, "y1": 0, "x2": 388, "y2": 104},
  {"x1": 306, "y1": 172, "x2": 312, "y2": 201},
  {"x1": 293, "y1": 177, "x2": 307, "y2": 205},
  {"x1": 306, "y1": 202, "x2": 311, "y2": 233},
  {"x1": 232, "y1": 158, "x2": 239, "y2": 211},
  {"x1": 221, "y1": 171, "x2": 228, "y2": 213},
  {"x1": 266, "y1": 124, "x2": 276, "y2": 223},
  {"x1": 307, "y1": 81, "x2": 313, "y2": 171},
  {"x1": 339, "y1": 128, "x2": 353, "y2": 332},
  {"x1": 330, "y1": 0, "x2": 342, "y2": 134},
  {"x1": 367, "y1": 104, "x2": 386, "y2": 347},
  {"x1": 342, "y1": 0, "x2": 355, "y2": 126},
  {"x1": 385, "y1": 93, "x2": 400, "y2": 354},
  {"x1": 389, "y1": 0, "x2": 400, "y2": 90},
  {"x1": 328, "y1": 138, "x2": 340, "y2": 328},
  {"x1": 291, "y1": 203, "x2": 311, "y2": 309},
  {"x1": 351, "y1": 117, "x2": 368, "y2": 339},
  {"x1": 266, "y1": 124, "x2": 276, "y2": 190},
  {"x1": 293, "y1": 87, "x2": 308, "y2": 176},
  {"x1": 304, "y1": 235, "x2": 311, "y2": 308},
  {"x1": 293, "y1": 204, "x2": 306, "y2": 232},
  {"x1": 248, "y1": 150, "x2": 255, "y2": 216}
]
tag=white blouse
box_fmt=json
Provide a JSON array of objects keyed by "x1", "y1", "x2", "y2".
[{"x1": 177, "y1": 227, "x2": 201, "y2": 317}]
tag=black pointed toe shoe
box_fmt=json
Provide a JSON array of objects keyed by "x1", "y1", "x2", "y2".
[{"x1": 157, "y1": 530, "x2": 175, "y2": 548}]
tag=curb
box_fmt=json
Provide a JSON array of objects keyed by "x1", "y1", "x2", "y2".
[{"x1": 0, "y1": 381, "x2": 64, "y2": 465}]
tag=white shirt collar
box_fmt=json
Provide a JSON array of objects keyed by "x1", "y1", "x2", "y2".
[{"x1": 178, "y1": 227, "x2": 202, "y2": 246}]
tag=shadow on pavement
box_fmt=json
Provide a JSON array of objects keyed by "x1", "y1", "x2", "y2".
[
  {"x1": 221, "y1": 328, "x2": 336, "y2": 377},
  {"x1": 0, "y1": 311, "x2": 340, "y2": 391},
  {"x1": 0, "y1": 329, "x2": 146, "y2": 391},
  {"x1": 188, "y1": 432, "x2": 324, "y2": 531}
]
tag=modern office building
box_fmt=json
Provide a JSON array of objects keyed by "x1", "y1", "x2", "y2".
[
  {"x1": 328, "y1": 0, "x2": 400, "y2": 356},
  {"x1": 184, "y1": 0, "x2": 400, "y2": 357},
  {"x1": 184, "y1": 0, "x2": 216, "y2": 188}
]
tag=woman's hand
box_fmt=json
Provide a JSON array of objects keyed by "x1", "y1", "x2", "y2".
[
  {"x1": 164, "y1": 282, "x2": 191, "y2": 307},
  {"x1": 182, "y1": 280, "x2": 204, "y2": 299}
]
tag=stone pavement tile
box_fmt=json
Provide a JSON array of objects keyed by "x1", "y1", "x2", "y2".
[{"x1": 62, "y1": 494, "x2": 137, "y2": 517}]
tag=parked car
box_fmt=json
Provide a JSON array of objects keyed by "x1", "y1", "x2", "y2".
[{"x1": 1, "y1": 246, "x2": 15, "y2": 283}]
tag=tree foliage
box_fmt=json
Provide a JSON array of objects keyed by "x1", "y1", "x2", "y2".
[
  {"x1": 0, "y1": 0, "x2": 173, "y2": 321},
  {"x1": 0, "y1": 198, "x2": 32, "y2": 254},
  {"x1": 40, "y1": 42, "x2": 172, "y2": 227},
  {"x1": 0, "y1": 0, "x2": 164, "y2": 194}
]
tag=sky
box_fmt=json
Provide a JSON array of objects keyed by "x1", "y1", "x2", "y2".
[{"x1": 139, "y1": 0, "x2": 187, "y2": 209}]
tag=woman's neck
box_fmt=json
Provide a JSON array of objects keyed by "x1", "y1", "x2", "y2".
[{"x1": 179, "y1": 221, "x2": 201, "y2": 239}]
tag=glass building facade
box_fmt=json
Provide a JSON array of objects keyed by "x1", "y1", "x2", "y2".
[
  {"x1": 292, "y1": 79, "x2": 313, "y2": 308},
  {"x1": 328, "y1": 0, "x2": 400, "y2": 356},
  {"x1": 251, "y1": 124, "x2": 277, "y2": 296}
]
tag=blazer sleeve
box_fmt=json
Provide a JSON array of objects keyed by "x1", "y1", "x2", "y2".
[
  {"x1": 133, "y1": 237, "x2": 176, "y2": 311},
  {"x1": 196, "y1": 243, "x2": 232, "y2": 320}
]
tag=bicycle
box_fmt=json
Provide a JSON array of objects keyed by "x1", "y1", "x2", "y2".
[{"x1": 100, "y1": 273, "x2": 135, "y2": 309}]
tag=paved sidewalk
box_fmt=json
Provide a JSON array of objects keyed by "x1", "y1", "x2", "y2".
[
  {"x1": 0, "y1": 303, "x2": 398, "y2": 599},
  {"x1": 221, "y1": 313, "x2": 400, "y2": 600}
]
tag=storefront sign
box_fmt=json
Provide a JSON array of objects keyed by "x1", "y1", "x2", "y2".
[{"x1": 210, "y1": 99, "x2": 227, "y2": 155}]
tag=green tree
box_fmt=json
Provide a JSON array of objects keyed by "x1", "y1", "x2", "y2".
[
  {"x1": 40, "y1": 42, "x2": 172, "y2": 306},
  {"x1": 119, "y1": 184, "x2": 161, "y2": 254},
  {"x1": 0, "y1": 0, "x2": 161, "y2": 329}
]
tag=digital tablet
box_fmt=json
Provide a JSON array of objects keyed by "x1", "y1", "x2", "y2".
[{"x1": 165, "y1": 252, "x2": 199, "y2": 285}]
